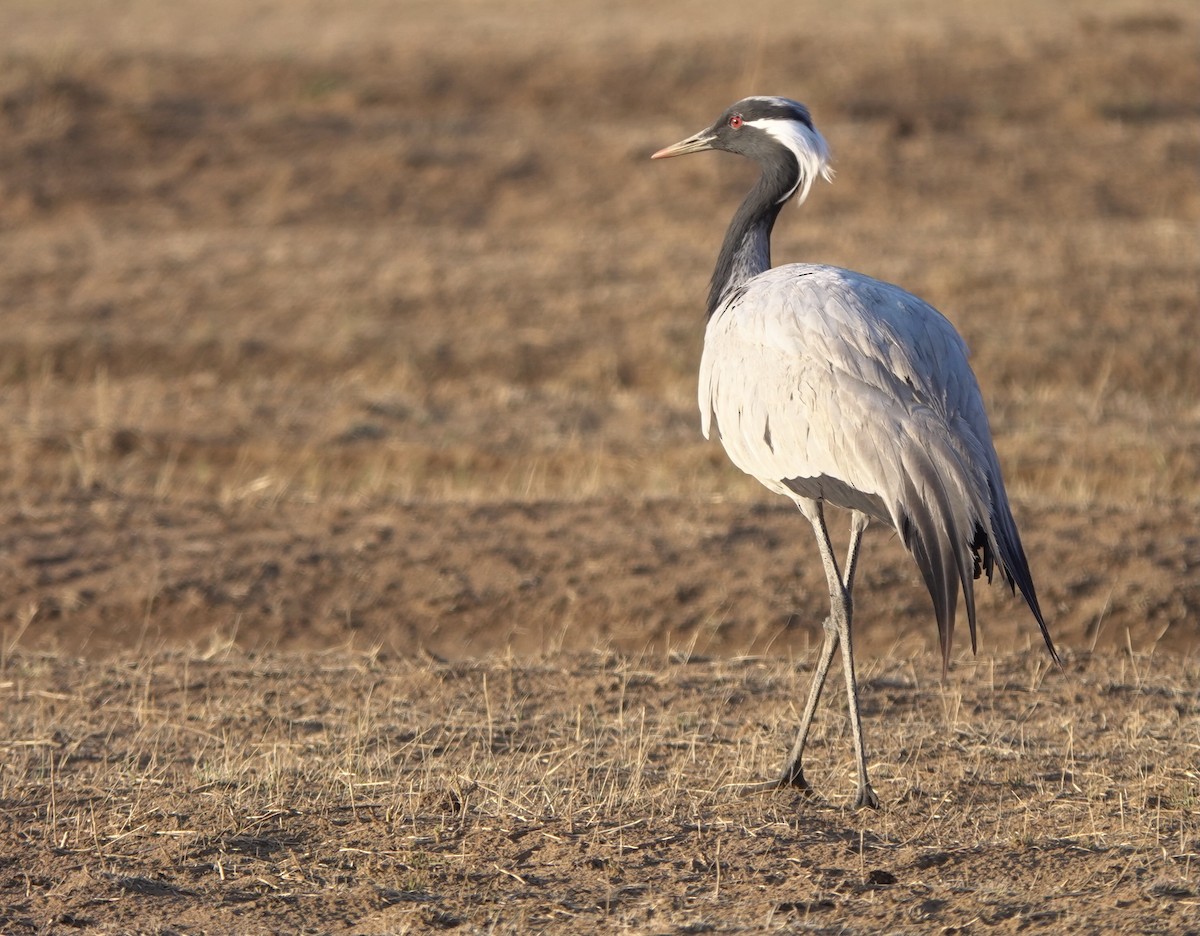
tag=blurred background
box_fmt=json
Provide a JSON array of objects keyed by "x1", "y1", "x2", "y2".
[{"x1": 0, "y1": 0, "x2": 1197, "y2": 659}]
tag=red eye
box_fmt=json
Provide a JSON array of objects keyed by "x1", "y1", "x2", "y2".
[{"x1": 728, "y1": 114, "x2": 743, "y2": 129}]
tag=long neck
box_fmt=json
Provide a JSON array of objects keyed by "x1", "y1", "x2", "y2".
[{"x1": 706, "y1": 155, "x2": 798, "y2": 317}]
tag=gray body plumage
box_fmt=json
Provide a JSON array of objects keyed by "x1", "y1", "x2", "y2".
[
  {"x1": 700, "y1": 261, "x2": 1049, "y2": 667},
  {"x1": 654, "y1": 96, "x2": 1058, "y2": 808}
]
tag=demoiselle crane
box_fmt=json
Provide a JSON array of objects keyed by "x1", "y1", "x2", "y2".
[{"x1": 652, "y1": 96, "x2": 1060, "y2": 809}]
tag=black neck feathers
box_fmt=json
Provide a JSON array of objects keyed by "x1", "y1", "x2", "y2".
[{"x1": 706, "y1": 149, "x2": 799, "y2": 318}]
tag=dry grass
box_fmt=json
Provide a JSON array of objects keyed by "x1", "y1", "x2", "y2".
[
  {"x1": 0, "y1": 0, "x2": 1198, "y2": 930},
  {"x1": 2, "y1": 648, "x2": 1198, "y2": 932},
  {"x1": 0, "y1": 3, "x2": 1197, "y2": 510}
]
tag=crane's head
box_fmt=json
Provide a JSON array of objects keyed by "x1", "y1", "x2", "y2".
[{"x1": 652, "y1": 96, "x2": 833, "y2": 204}]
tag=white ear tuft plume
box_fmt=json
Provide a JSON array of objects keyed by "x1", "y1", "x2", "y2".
[{"x1": 746, "y1": 117, "x2": 834, "y2": 204}]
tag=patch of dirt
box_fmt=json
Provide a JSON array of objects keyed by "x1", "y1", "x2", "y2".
[{"x1": 3, "y1": 491, "x2": 1200, "y2": 659}]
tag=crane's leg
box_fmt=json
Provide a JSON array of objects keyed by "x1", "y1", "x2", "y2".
[
  {"x1": 778, "y1": 508, "x2": 869, "y2": 790},
  {"x1": 777, "y1": 613, "x2": 840, "y2": 792},
  {"x1": 778, "y1": 508, "x2": 869, "y2": 791},
  {"x1": 781, "y1": 505, "x2": 877, "y2": 808}
]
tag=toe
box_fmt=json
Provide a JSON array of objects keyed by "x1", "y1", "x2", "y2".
[{"x1": 853, "y1": 785, "x2": 881, "y2": 810}]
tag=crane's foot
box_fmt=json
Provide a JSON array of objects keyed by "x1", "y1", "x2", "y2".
[
  {"x1": 852, "y1": 784, "x2": 880, "y2": 810},
  {"x1": 737, "y1": 778, "x2": 785, "y2": 797},
  {"x1": 737, "y1": 765, "x2": 818, "y2": 800},
  {"x1": 778, "y1": 764, "x2": 815, "y2": 795}
]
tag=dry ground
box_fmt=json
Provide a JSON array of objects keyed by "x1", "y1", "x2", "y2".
[
  {"x1": 1, "y1": 649, "x2": 1197, "y2": 933},
  {"x1": 0, "y1": 0, "x2": 1198, "y2": 931}
]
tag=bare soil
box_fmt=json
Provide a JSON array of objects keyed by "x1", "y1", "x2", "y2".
[{"x1": 0, "y1": 0, "x2": 1198, "y2": 931}]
